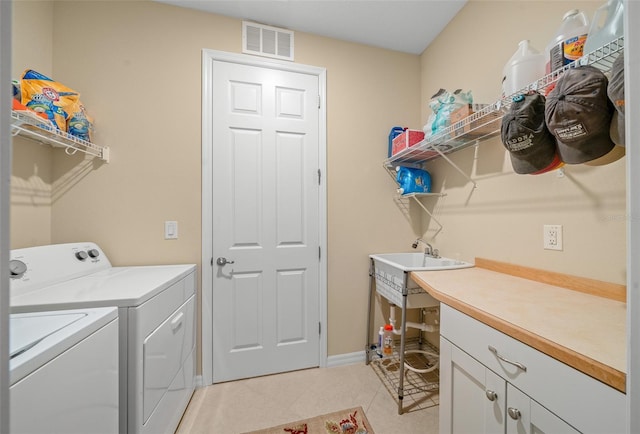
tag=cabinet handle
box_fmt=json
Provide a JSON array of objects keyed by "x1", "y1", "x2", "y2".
[
  {"x1": 171, "y1": 312, "x2": 184, "y2": 331},
  {"x1": 485, "y1": 390, "x2": 498, "y2": 401},
  {"x1": 488, "y1": 345, "x2": 527, "y2": 372},
  {"x1": 508, "y1": 407, "x2": 521, "y2": 420}
]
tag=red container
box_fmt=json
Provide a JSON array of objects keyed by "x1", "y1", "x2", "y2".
[{"x1": 391, "y1": 129, "x2": 425, "y2": 156}]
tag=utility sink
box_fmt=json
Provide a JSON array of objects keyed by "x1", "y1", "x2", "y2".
[
  {"x1": 369, "y1": 253, "x2": 473, "y2": 308},
  {"x1": 370, "y1": 253, "x2": 473, "y2": 272}
]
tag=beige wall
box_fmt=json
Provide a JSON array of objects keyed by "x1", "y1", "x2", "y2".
[
  {"x1": 11, "y1": 0, "x2": 54, "y2": 248},
  {"x1": 12, "y1": 0, "x2": 423, "y2": 363},
  {"x1": 12, "y1": 0, "x2": 624, "y2": 369},
  {"x1": 419, "y1": 0, "x2": 626, "y2": 285}
]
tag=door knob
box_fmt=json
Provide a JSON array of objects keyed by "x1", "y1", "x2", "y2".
[{"x1": 216, "y1": 257, "x2": 235, "y2": 266}]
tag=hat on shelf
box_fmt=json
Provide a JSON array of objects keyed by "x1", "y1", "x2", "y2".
[
  {"x1": 586, "y1": 52, "x2": 626, "y2": 166},
  {"x1": 608, "y1": 52, "x2": 625, "y2": 147},
  {"x1": 500, "y1": 92, "x2": 558, "y2": 174},
  {"x1": 545, "y1": 65, "x2": 615, "y2": 164}
]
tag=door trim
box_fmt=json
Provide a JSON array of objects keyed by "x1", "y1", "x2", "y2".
[{"x1": 201, "y1": 49, "x2": 327, "y2": 385}]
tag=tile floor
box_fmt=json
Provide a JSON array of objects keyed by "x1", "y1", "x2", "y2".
[{"x1": 175, "y1": 362, "x2": 439, "y2": 434}]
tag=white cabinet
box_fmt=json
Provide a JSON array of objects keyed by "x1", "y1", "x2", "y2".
[
  {"x1": 506, "y1": 383, "x2": 578, "y2": 434},
  {"x1": 439, "y1": 304, "x2": 625, "y2": 434},
  {"x1": 441, "y1": 337, "x2": 577, "y2": 434},
  {"x1": 440, "y1": 337, "x2": 505, "y2": 433}
]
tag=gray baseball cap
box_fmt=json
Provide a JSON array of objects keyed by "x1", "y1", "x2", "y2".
[
  {"x1": 545, "y1": 65, "x2": 615, "y2": 164},
  {"x1": 501, "y1": 92, "x2": 558, "y2": 174},
  {"x1": 608, "y1": 53, "x2": 625, "y2": 146}
]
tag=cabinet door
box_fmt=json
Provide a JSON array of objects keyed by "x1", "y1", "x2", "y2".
[
  {"x1": 440, "y1": 336, "x2": 505, "y2": 434},
  {"x1": 506, "y1": 384, "x2": 579, "y2": 434}
]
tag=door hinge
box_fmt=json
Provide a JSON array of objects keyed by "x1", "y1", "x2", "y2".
[
  {"x1": 319, "y1": 322, "x2": 321, "y2": 335},
  {"x1": 317, "y1": 169, "x2": 321, "y2": 185},
  {"x1": 210, "y1": 257, "x2": 213, "y2": 266},
  {"x1": 318, "y1": 246, "x2": 321, "y2": 260},
  {"x1": 318, "y1": 95, "x2": 321, "y2": 109}
]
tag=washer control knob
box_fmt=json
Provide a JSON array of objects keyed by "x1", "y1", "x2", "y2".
[
  {"x1": 9, "y1": 260, "x2": 27, "y2": 279},
  {"x1": 87, "y1": 249, "x2": 100, "y2": 258},
  {"x1": 75, "y1": 250, "x2": 88, "y2": 261}
]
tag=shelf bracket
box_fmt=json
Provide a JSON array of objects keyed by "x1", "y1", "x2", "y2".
[
  {"x1": 406, "y1": 194, "x2": 443, "y2": 234},
  {"x1": 428, "y1": 143, "x2": 477, "y2": 189}
]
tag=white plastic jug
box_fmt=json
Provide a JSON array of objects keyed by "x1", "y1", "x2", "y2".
[
  {"x1": 546, "y1": 9, "x2": 590, "y2": 74},
  {"x1": 502, "y1": 40, "x2": 546, "y2": 98},
  {"x1": 583, "y1": 0, "x2": 624, "y2": 55}
]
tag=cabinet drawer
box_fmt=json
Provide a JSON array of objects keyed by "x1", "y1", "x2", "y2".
[{"x1": 440, "y1": 304, "x2": 625, "y2": 434}]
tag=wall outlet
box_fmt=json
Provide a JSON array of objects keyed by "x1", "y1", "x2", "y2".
[{"x1": 543, "y1": 224, "x2": 562, "y2": 251}]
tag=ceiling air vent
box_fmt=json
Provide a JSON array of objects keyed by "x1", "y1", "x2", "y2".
[{"x1": 243, "y1": 21, "x2": 294, "y2": 61}]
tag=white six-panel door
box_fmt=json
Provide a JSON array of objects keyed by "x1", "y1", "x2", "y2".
[{"x1": 204, "y1": 54, "x2": 325, "y2": 383}]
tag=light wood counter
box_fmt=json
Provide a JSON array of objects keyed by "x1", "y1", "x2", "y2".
[{"x1": 411, "y1": 258, "x2": 627, "y2": 393}]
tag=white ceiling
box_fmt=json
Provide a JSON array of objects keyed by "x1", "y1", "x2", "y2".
[{"x1": 155, "y1": 0, "x2": 467, "y2": 55}]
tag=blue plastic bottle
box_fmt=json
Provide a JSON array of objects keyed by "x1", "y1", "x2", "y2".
[
  {"x1": 388, "y1": 126, "x2": 405, "y2": 157},
  {"x1": 396, "y1": 166, "x2": 432, "y2": 195}
]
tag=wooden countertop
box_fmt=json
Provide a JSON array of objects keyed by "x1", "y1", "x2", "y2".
[{"x1": 411, "y1": 258, "x2": 627, "y2": 393}]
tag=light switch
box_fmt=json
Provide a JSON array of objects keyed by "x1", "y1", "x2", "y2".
[{"x1": 165, "y1": 221, "x2": 178, "y2": 240}]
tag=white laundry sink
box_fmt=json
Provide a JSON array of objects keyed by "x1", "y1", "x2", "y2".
[
  {"x1": 369, "y1": 253, "x2": 473, "y2": 308},
  {"x1": 370, "y1": 253, "x2": 473, "y2": 272}
]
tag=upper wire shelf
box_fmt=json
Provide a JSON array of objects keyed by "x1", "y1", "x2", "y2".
[
  {"x1": 385, "y1": 37, "x2": 624, "y2": 168},
  {"x1": 11, "y1": 110, "x2": 110, "y2": 162}
]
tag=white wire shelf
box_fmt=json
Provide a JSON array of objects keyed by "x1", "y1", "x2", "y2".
[
  {"x1": 385, "y1": 37, "x2": 624, "y2": 168},
  {"x1": 11, "y1": 110, "x2": 110, "y2": 162}
]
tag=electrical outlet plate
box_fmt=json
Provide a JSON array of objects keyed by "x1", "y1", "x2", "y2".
[{"x1": 543, "y1": 224, "x2": 563, "y2": 251}]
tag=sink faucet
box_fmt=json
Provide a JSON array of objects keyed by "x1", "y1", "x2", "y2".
[{"x1": 412, "y1": 238, "x2": 439, "y2": 257}]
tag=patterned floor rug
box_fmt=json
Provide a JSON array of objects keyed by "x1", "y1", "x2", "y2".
[{"x1": 242, "y1": 406, "x2": 375, "y2": 434}]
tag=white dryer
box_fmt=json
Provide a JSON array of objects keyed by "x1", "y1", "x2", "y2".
[
  {"x1": 10, "y1": 307, "x2": 119, "y2": 434},
  {"x1": 10, "y1": 242, "x2": 197, "y2": 434}
]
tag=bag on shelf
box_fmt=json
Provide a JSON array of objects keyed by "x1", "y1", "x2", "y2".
[
  {"x1": 423, "y1": 88, "x2": 473, "y2": 139},
  {"x1": 66, "y1": 102, "x2": 94, "y2": 142},
  {"x1": 20, "y1": 69, "x2": 80, "y2": 132}
]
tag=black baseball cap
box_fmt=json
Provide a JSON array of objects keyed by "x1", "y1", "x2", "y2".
[
  {"x1": 501, "y1": 92, "x2": 558, "y2": 174},
  {"x1": 545, "y1": 65, "x2": 615, "y2": 164}
]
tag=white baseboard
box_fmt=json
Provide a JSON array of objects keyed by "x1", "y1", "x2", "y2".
[{"x1": 326, "y1": 350, "x2": 366, "y2": 367}]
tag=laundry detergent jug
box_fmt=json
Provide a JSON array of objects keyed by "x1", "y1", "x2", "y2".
[
  {"x1": 583, "y1": 0, "x2": 624, "y2": 55},
  {"x1": 396, "y1": 166, "x2": 432, "y2": 195},
  {"x1": 502, "y1": 40, "x2": 546, "y2": 98},
  {"x1": 546, "y1": 9, "x2": 590, "y2": 74}
]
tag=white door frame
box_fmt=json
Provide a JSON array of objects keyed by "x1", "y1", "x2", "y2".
[
  {"x1": 201, "y1": 49, "x2": 327, "y2": 386},
  {"x1": 0, "y1": 1, "x2": 11, "y2": 431}
]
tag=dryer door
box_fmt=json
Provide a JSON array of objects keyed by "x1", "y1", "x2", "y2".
[{"x1": 142, "y1": 295, "x2": 195, "y2": 423}]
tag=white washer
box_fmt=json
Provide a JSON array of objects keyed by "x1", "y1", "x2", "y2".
[
  {"x1": 10, "y1": 242, "x2": 197, "y2": 434},
  {"x1": 10, "y1": 307, "x2": 119, "y2": 434}
]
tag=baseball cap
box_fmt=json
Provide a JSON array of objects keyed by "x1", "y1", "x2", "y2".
[
  {"x1": 607, "y1": 52, "x2": 625, "y2": 146},
  {"x1": 501, "y1": 92, "x2": 558, "y2": 174},
  {"x1": 545, "y1": 65, "x2": 615, "y2": 164}
]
